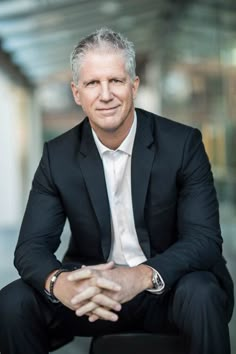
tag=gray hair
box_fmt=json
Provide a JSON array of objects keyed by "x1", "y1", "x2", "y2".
[{"x1": 70, "y1": 28, "x2": 137, "y2": 85}]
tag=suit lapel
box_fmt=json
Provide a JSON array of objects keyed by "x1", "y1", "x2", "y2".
[
  {"x1": 78, "y1": 119, "x2": 111, "y2": 260},
  {"x1": 131, "y1": 110, "x2": 156, "y2": 257}
]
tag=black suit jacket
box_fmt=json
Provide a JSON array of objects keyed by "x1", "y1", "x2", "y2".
[{"x1": 15, "y1": 108, "x2": 234, "y2": 319}]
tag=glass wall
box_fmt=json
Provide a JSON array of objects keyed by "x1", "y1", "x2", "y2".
[{"x1": 0, "y1": 71, "x2": 29, "y2": 226}]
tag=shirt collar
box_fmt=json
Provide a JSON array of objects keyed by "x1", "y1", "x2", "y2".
[{"x1": 92, "y1": 110, "x2": 137, "y2": 157}]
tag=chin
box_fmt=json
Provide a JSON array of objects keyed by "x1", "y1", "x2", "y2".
[
  {"x1": 100, "y1": 117, "x2": 123, "y2": 131},
  {"x1": 102, "y1": 124, "x2": 120, "y2": 133}
]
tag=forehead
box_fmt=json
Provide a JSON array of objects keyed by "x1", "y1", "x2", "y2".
[{"x1": 79, "y1": 49, "x2": 128, "y2": 78}]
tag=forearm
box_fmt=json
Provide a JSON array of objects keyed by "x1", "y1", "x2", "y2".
[
  {"x1": 14, "y1": 242, "x2": 62, "y2": 295},
  {"x1": 145, "y1": 235, "x2": 222, "y2": 290}
]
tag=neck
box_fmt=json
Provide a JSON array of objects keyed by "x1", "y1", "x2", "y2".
[{"x1": 95, "y1": 126, "x2": 131, "y2": 150}]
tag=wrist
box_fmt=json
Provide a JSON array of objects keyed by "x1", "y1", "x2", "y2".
[
  {"x1": 45, "y1": 269, "x2": 59, "y2": 292},
  {"x1": 136, "y1": 264, "x2": 153, "y2": 290},
  {"x1": 45, "y1": 269, "x2": 70, "y2": 303}
]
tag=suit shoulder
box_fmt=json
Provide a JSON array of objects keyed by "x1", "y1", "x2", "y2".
[{"x1": 136, "y1": 107, "x2": 200, "y2": 139}]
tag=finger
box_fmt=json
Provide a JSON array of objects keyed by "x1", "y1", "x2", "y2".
[
  {"x1": 88, "y1": 313, "x2": 100, "y2": 322},
  {"x1": 96, "y1": 277, "x2": 121, "y2": 292},
  {"x1": 86, "y1": 311, "x2": 100, "y2": 322},
  {"x1": 92, "y1": 307, "x2": 119, "y2": 322},
  {"x1": 88, "y1": 261, "x2": 115, "y2": 271},
  {"x1": 76, "y1": 301, "x2": 98, "y2": 317},
  {"x1": 92, "y1": 293, "x2": 121, "y2": 312},
  {"x1": 67, "y1": 268, "x2": 93, "y2": 281},
  {"x1": 71, "y1": 286, "x2": 100, "y2": 305}
]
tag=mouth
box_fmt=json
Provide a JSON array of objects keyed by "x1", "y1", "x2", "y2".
[{"x1": 96, "y1": 106, "x2": 119, "y2": 112}]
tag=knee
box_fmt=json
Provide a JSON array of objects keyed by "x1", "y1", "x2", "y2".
[
  {"x1": 173, "y1": 271, "x2": 226, "y2": 311},
  {"x1": 0, "y1": 279, "x2": 37, "y2": 324}
]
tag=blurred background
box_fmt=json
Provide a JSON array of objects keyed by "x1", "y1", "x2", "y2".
[{"x1": 0, "y1": 0, "x2": 235, "y2": 353}]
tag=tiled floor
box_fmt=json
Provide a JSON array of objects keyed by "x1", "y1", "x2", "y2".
[{"x1": 0, "y1": 205, "x2": 235, "y2": 353}]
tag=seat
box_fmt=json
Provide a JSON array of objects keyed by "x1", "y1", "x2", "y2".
[{"x1": 89, "y1": 332, "x2": 188, "y2": 354}]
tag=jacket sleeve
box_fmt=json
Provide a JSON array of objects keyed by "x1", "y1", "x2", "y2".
[
  {"x1": 14, "y1": 143, "x2": 66, "y2": 295},
  {"x1": 145, "y1": 128, "x2": 223, "y2": 290}
]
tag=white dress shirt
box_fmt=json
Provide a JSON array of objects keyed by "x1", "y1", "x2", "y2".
[{"x1": 92, "y1": 112, "x2": 146, "y2": 266}]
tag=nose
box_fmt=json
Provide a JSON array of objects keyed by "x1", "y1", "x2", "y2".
[{"x1": 100, "y1": 81, "x2": 113, "y2": 101}]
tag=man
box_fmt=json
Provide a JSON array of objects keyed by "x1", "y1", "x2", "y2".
[{"x1": 0, "y1": 28, "x2": 234, "y2": 354}]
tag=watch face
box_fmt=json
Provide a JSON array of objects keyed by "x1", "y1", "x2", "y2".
[
  {"x1": 152, "y1": 274, "x2": 157, "y2": 288},
  {"x1": 152, "y1": 272, "x2": 165, "y2": 293}
]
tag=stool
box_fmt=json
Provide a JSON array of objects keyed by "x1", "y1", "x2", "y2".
[{"x1": 89, "y1": 332, "x2": 188, "y2": 354}]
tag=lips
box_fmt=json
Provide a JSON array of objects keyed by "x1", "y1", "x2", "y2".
[{"x1": 96, "y1": 105, "x2": 119, "y2": 111}]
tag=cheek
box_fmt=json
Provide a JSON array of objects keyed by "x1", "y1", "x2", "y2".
[
  {"x1": 122, "y1": 91, "x2": 134, "y2": 105},
  {"x1": 79, "y1": 95, "x2": 95, "y2": 109},
  {"x1": 116, "y1": 88, "x2": 132, "y2": 101}
]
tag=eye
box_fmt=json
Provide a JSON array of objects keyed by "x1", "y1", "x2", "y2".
[
  {"x1": 111, "y1": 78, "x2": 122, "y2": 84},
  {"x1": 86, "y1": 81, "x2": 98, "y2": 87}
]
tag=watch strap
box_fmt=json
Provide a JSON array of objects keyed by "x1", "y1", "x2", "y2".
[{"x1": 48, "y1": 268, "x2": 70, "y2": 303}]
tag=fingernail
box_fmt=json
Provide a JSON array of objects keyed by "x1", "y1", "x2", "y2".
[
  {"x1": 111, "y1": 314, "x2": 118, "y2": 321},
  {"x1": 76, "y1": 310, "x2": 83, "y2": 317},
  {"x1": 115, "y1": 304, "x2": 121, "y2": 311}
]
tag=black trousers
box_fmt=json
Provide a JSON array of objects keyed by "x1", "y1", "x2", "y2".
[{"x1": 0, "y1": 271, "x2": 231, "y2": 354}]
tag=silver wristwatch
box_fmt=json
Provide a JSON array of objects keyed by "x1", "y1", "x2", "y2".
[{"x1": 149, "y1": 269, "x2": 165, "y2": 294}]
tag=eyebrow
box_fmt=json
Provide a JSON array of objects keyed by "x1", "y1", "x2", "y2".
[
  {"x1": 83, "y1": 76, "x2": 127, "y2": 84},
  {"x1": 82, "y1": 79, "x2": 96, "y2": 84}
]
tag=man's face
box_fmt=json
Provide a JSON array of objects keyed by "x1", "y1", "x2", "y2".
[{"x1": 71, "y1": 50, "x2": 139, "y2": 138}]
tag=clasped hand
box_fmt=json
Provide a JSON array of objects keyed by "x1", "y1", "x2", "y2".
[
  {"x1": 53, "y1": 261, "x2": 150, "y2": 323},
  {"x1": 69, "y1": 262, "x2": 123, "y2": 322}
]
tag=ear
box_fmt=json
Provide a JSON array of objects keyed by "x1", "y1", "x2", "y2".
[
  {"x1": 71, "y1": 81, "x2": 81, "y2": 106},
  {"x1": 132, "y1": 76, "x2": 140, "y2": 99}
]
